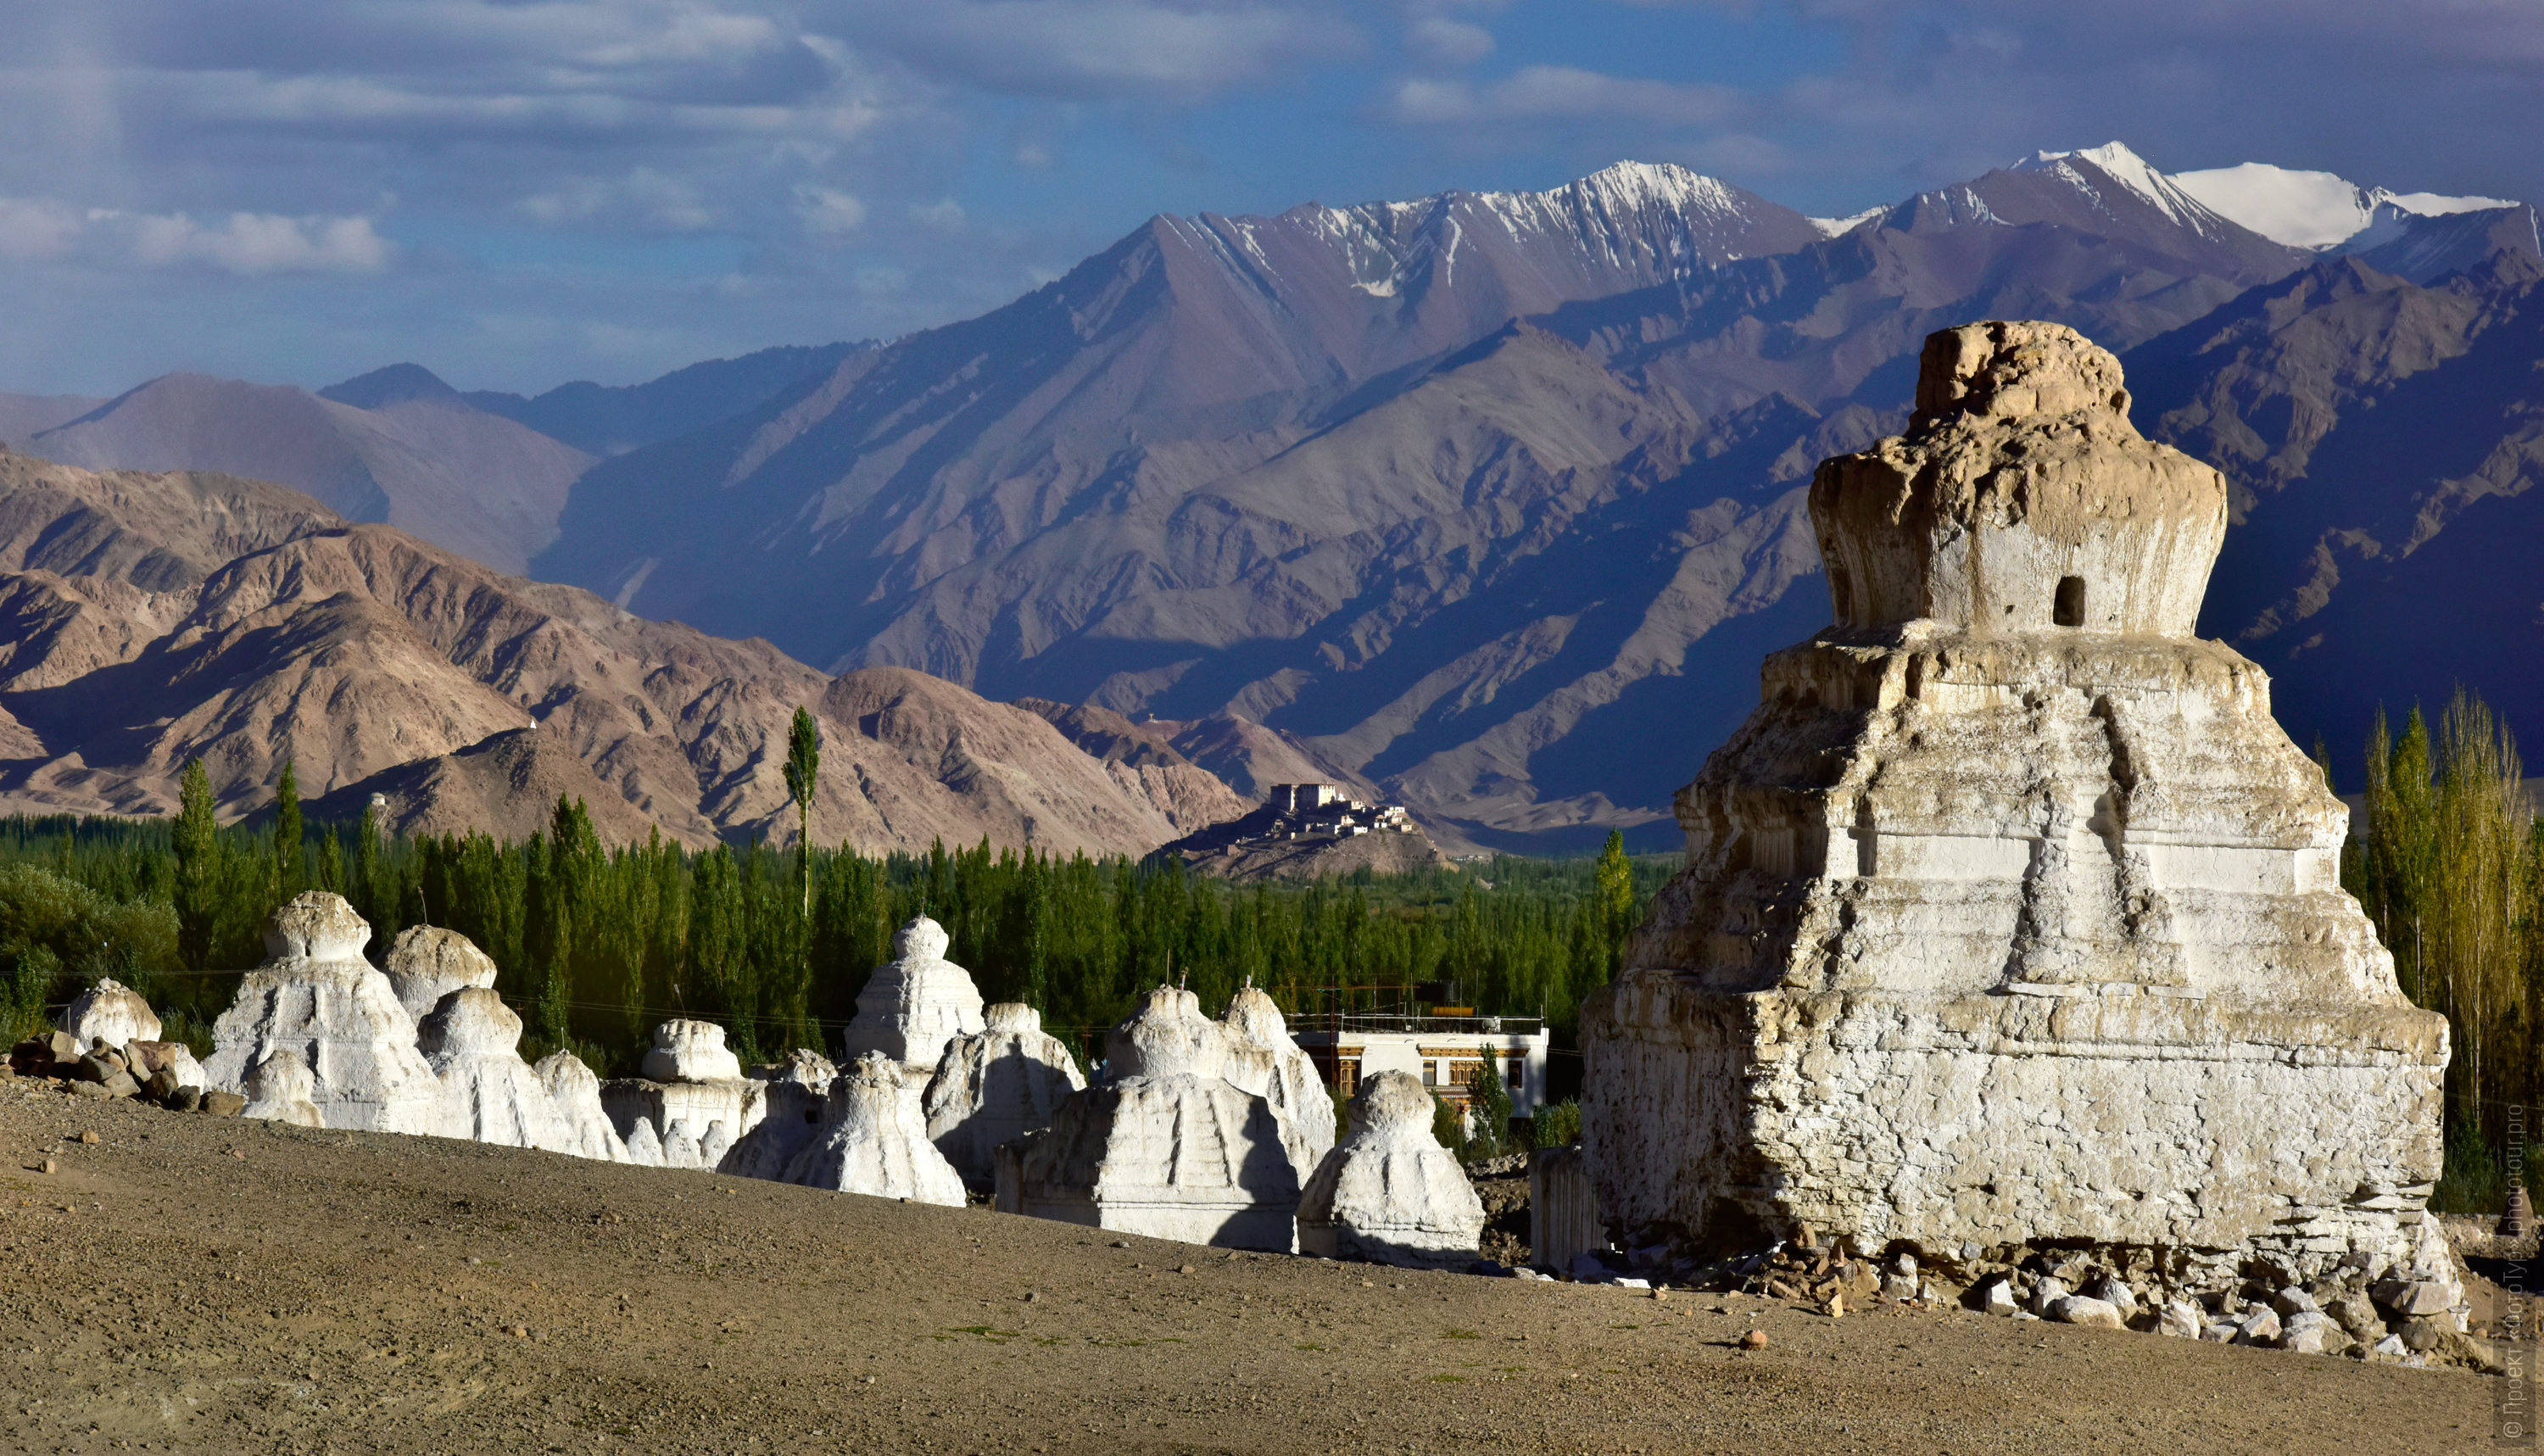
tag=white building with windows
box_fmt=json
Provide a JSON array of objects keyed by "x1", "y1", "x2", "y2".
[{"x1": 1291, "y1": 1013, "x2": 1551, "y2": 1121}]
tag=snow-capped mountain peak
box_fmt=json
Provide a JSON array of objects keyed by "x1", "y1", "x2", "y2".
[
  {"x1": 2170, "y1": 161, "x2": 2513, "y2": 250},
  {"x1": 1541, "y1": 159, "x2": 1746, "y2": 219},
  {"x1": 1808, "y1": 207, "x2": 1884, "y2": 238},
  {"x1": 2013, "y1": 141, "x2": 2227, "y2": 236},
  {"x1": 1282, "y1": 159, "x2": 1823, "y2": 306}
]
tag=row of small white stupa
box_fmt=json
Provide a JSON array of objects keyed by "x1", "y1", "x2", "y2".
[{"x1": 137, "y1": 892, "x2": 1481, "y2": 1264}]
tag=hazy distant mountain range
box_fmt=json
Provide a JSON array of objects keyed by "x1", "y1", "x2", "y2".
[{"x1": 3, "y1": 143, "x2": 2537, "y2": 850}]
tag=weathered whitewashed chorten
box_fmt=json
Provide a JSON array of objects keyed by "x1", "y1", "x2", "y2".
[{"x1": 1582, "y1": 321, "x2": 2448, "y2": 1289}]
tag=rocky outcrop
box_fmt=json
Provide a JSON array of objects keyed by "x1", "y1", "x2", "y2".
[
  {"x1": 921, "y1": 1003, "x2": 1085, "y2": 1191},
  {"x1": 534, "y1": 1051, "x2": 632, "y2": 1163},
  {"x1": 1218, "y1": 983, "x2": 1335, "y2": 1179},
  {"x1": 1297, "y1": 1069, "x2": 1484, "y2": 1267},
  {"x1": 418, "y1": 988, "x2": 576, "y2": 1153},
  {"x1": 59, "y1": 978, "x2": 161, "y2": 1050},
  {"x1": 784, "y1": 1051, "x2": 968, "y2": 1206},
  {"x1": 1156, "y1": 785, "x2": 1450, "y2": 884},
  {"x1": 202, "y1": 893, "x2": 445, "y2": 1135},
  {"x1": 1580, "y1": 322, "x2": 2450, "y2": 1302},
  {"x1": 382, "y1": 926, "x2": 499, "y2": 1026},
  {"x1": 1008, "y1": 986, "x2": 1308, "y2": 1251},
  {"x1": 840, "y1": 918, "x2": 984, "y2": 1079}
]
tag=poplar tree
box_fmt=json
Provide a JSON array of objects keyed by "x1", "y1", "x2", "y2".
[
  {"x1": 1593, "y1": 828, "x2": 1636, "y2": 970},
  {"x1": 315, "y1": 827, "x2": 345, "y2": 895},
  {"x1": 784, "y1": 706, "x2": 821, "y2": 918},
  {"x1": 273, "y1": 758, "x2": 304, "y2": 900},
  {"x1": 353, "y1": 797, "x2": 384, "y2": 934},
  {"x1": 173, "y1": 760, "x2": 220, "y2": 976}
]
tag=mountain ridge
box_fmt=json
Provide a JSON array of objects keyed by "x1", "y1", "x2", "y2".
[
  {"x1": 8, "y1": 142, "x2": 2538, "y2": 847},
  {"x1": 0, "y1": 451, "x2": 1254, "y2": 856},
  {"x1": 530, "y1": 142, "x2": 2402, "y2": 846}
]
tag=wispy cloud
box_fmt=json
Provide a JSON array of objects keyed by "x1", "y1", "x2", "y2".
[
  {"x1": 844, "y1": 1, "x2": 1366, "y2": 100},
  {"x1": 793, "y1": 184, "x2": 868, "y2": 237},
  {"x1": 1390, "y1": 65, "x2": 1741, "y2": 126}
]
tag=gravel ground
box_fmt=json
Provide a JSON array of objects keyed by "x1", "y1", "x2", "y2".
[{"x1": 0, "y1": 1078, "x2": 2492, "y2": 1454}]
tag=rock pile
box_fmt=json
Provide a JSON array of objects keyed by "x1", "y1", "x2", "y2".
[
  {"x1": 203, "y1": 893, "x2": 446, "y2": 1134},
  {"x1": 1580, "y1": 322, "x2": 2456, "y2": 1317},
  {"x1": 10, "y1": 1021, "x2": 230, "y2": 1114},
  {"x1": 784, "y1": 1051, "x2": 968, "y2": 1206},
  {"x1": 1686, "y1": 1216, "x2": 2486, "y2": 1364},
  {"x1": 419, "y1": 987, "x2": 576, "y2": 1153},
  {"x1": 1298, "y1": 1069, "x2": 1484, "y2": 1267},
  {"x1": 840, "y1": 917, "x2": 985, "y2": 1085},
  {"x1": 922, "y1": 1002, "x2": 1084, "y2": 1191},
  {"x1": 1005, "y1": 985, "x2": 1309, "y2": 1251}
]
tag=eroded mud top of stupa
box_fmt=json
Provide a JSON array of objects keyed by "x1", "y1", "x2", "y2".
[{"x1": 1810, "y1": 321, "x2": 2229, "y2": 637}]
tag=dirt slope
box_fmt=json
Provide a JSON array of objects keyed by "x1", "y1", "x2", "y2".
[{"x1": 0, "y1": 1079, "x2": 2488, "y2": 1454}]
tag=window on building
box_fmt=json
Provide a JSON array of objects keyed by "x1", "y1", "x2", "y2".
[
  {"x1": 1507, "y1": 1061, "x2": 1523, "y2": 1088},
  {"x1": 1421, "y1": 1061, "x2": 1435, "y2": 1085},
  {"x1": 2054, "y1": 575, "x2": 2086, "y2": 627}
]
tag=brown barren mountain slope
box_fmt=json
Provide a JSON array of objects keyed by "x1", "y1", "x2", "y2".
[
  {"x1": 0, "y1": 1080, "x2": 2490, "y2": 1454},
  {"x1": 0, "y1": 452, "x2": 1243, "y2": 854},
  {"x1": 27, "y1": 371, "x2": 594, "y2": 574}
]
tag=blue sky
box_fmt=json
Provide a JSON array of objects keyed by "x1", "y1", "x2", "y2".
[{"x1": 1, "y1": 0, "x2": 2536, "y2": 397}]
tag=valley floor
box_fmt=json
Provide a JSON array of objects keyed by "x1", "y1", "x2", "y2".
[{"x1": 0, "y1": 1079, "x2": 2491, "y2": 1454}]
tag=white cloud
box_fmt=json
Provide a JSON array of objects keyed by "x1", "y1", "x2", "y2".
[
  {"x1": 0, "y1": 197, "x2": 83, "y2": 260},
  {"x1": 910, "y1": 198, "x2": 968, "y2": 232},
  {"x1": 1391, "y1": 65, "x2": 1741, "y2": 126},
  {"x1": 795, "y1": 184, "x2": 868, "y2": 236},
  {"x1": 1407, "y1": 16, "x2": 1495, "y2": 68},
  {"x1": 0, "y1": 195, "x2": 393, "y2": 274},
  {"x1": 124, "y1": 210, "x2": 393, "y2": 273},
  {"x1": 848, "y1": 1, "x2": 1365, "y2": 100},
  {"x1": 522, "y1": 169, "x2": 719, "y2": 231}
]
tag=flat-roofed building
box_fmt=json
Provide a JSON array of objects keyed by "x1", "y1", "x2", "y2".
[{"x1": 1292, "y1": 1013, "x2": 1550, "y2": 1121}]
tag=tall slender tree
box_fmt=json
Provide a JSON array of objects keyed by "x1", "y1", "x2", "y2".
[
  {"x1": 352, "y1": 797, "x2": 384, "y2": 934},
  {"x1": 315, "y1": 826, "x2": 345, "y2": 895},
  {"x1": 1593, "y1": 828, "x2": 1635, "y2": 971},
  {"x1": 784, "y1": 706, "x2": 821, "y2": 918},
  {"x1": 273, "y1": 758, "x2": 304, "y2": 900},
  {"x1": 173, "y1": 759, "x2": 220, "y2": 975}
]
